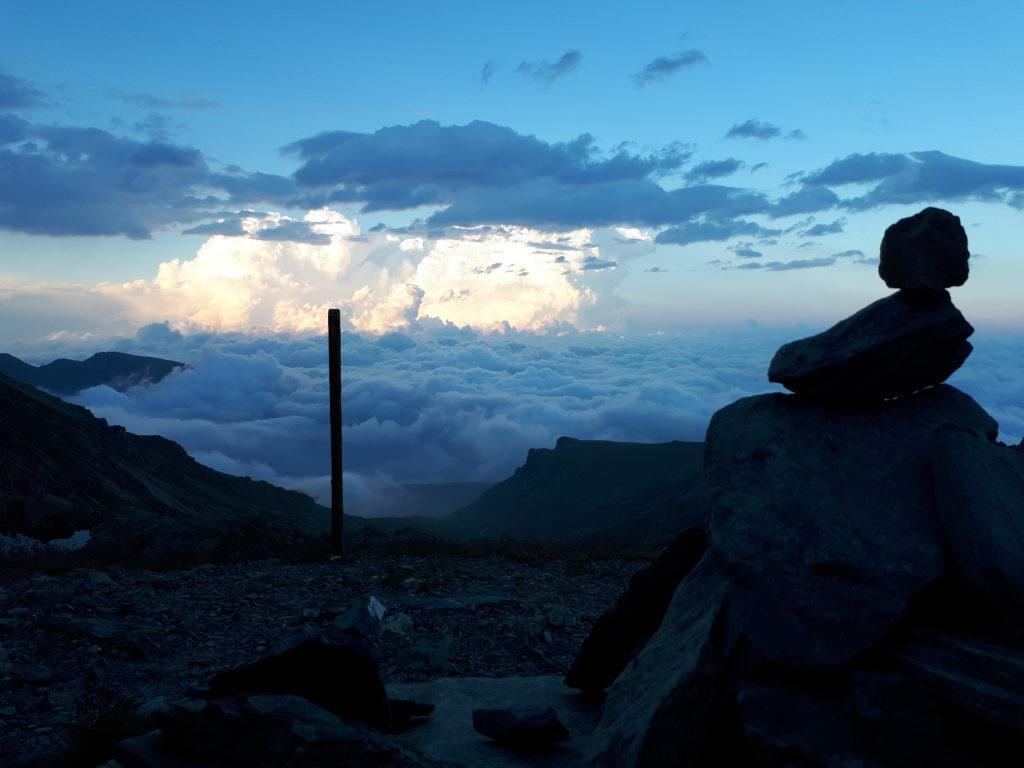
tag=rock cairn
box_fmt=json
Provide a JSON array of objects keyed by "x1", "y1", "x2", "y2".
[
  {"x1": 768, "y1": 206, "x2": 973, "y2": 401},
  {"x1": 569, "y1": 208, "x2": 1024, "y2": 767}
]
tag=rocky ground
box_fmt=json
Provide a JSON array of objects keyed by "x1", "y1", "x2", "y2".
[{"x1": 0, "y1": 548, "x2": 644, "y2": 766}]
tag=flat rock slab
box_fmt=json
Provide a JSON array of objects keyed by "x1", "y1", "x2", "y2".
[
  {"x1": 768, "y1": 290, "x2": 973, "y2": 402},
  {"x1": 388, "y1": 676, "x2": 601, "y2": 768},
  {"x1": 705, "y1": 385, "x2": 997, "y2": 667}
]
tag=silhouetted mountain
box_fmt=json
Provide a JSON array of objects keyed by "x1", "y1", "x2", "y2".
[
  {"x1": 0, "y1": 351, "x2": 183, "y2": 394},
  {"x1": 446, "y1": 437, "x2": 706, "y2": 542},
  {"x1": 0, "y1": 373, "x2": 326, "y2": 563}
]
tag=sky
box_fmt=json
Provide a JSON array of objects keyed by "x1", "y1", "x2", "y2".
[{"x1": 1, "y1": 2, "x2": 1023, "y2": 511}]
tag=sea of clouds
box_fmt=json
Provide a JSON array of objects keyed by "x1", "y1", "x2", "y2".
[{"x1": 16, "y1": 321, "x2": 1017, "y2": 518}]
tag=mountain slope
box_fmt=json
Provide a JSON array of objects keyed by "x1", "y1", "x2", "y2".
[
  {"x1": 445, "y1": 437, "x2": 706, "y2": 542},
  {"x1": 0, "y1": 351, "x2": 183, "y2": 394},
  {"x1": 0, "y1": 373, "x2": 327, "y2": 563}
]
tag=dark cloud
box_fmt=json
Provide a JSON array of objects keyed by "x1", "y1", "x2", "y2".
[
  {"x1": 0, "y1": 71, "x2": 45, "y2": 110},
  {"x1": 633, "y1": 49, "x2": 708, "y2": 86},
  {"x1": 656, "y1": 219, "x2": 781, "y2": 246},
  {"x1": 770, "y1": 184, "x2": 841, "y2": 217},
  {"x1": 726, "y1": 120, "x2": 807, "y2": 142},
  {"x1": 726, "y1": 119, "x2": 782, "y2": 140},
  {"x1": 751, "y1": 162, "x2": 769, "y2": 172},
  {"x1": 581, "y1": 256, "x2": 618, "y2": 271},
  {"x1": 832, "y1": 249, "x2": 865, "y2": 259},
  {"x1": 480, "y1": 61, "x2": 498, "y2": 85},
  {"x1": 730, "y1": 244, "x2": 763, "y2": 259},
  {"x1": 256, "y1": 220, "x2": 331, "y2": 245},
  {"x1": 643, "y1": 266, "x2": 668, "y2": 272},
  {"x1": 684, "y1": 157, "x2": 743, "y2": 183},
  {"x1": 112, "y1": 91, "x2": 221, "y2": 110},
  {"x1": 805, "y1": 150, "x2": 1024, "y2": 210},
  {"x1": 516, "y1": 50, "x2": 581, "y2": 85},
  {"x1": 800, "y1": 216, "x2": 847, "y2": 236},
  {"x1": 738, "y1": 256, "x2": 837, "y2": 271},
  {"x1": 0, "y1": 119, "x2": 293, "y2": 238}
]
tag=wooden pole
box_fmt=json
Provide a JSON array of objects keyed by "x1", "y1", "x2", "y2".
[{"x1": 328, "y1": 308, "x2": 344, "y2": 554}]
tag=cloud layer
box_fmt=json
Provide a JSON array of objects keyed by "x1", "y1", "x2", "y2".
[{"x1": 46, "y1": 323, "x2": 1023, "y2": 518}]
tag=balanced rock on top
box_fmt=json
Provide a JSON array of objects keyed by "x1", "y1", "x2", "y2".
[
  {"x1": 770, "y1": 206, "x2": 973, "y2": 402},
  {"x1": 879, "y1": 207, "x2": 970, "y2": 292}
]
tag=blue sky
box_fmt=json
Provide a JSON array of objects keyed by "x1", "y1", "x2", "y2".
[
  {"x1": 2, "y1": 0, "x2": 1023, "y2": 340},
  {"x1": 3, "y1": 2, "x2": 1023, "y2": 499}
]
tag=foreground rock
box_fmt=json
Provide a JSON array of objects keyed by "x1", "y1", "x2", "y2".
[
  {"x1": 472, "y1": 707, "x2": 570, "y2": 750},
  {"x1": 768, "y1": 291, "x2": 973, "y2": 402},
  {"x1": 704, "y1": 384, "x2": 996, "y2": 667},
  {"x1": 208, "y1": 636, "x2": 433, "y2": 732},
  {"x1": 932, "y1": 431, "x2": 1024, "y2": 608},
  {"x1": 565, "y1": 526, "x2": 706, "y2": 691},
  {"x1": 585, "y1": 556, "x2": 744, "y2": 767},
  {"x1": 113, "y1": 695, "x2": 450, "y2": 768},
  {"x1": 879, "y1": 206, "x2": 970, "y2": 292}
]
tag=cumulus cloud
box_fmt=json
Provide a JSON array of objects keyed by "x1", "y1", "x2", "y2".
[
  {"x1": 633, "y1": 49, "x2": 708, "y2": 86},
  {"x1": 684, "y1": 158, "x2": 743, "y2": 183},
  {"x1": 516, "y1": 49, "x2": 582, "y2": 85}
]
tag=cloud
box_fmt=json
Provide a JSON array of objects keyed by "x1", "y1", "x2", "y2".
[
  {"x1": 0, "y1": 70, "x2": 44, "y2": 110},
  {"x1": 726, "y1": 119, "x2": 806, "y2": 141},
  {"x1": 0, "y1": 121, "x2": 292, "y2": 238},
  {"x1": 804, "y1": 150, "x2": 1024, "y2": 210},
  {"x1": 800, "y1": 216, "x2": 847, "y2": 236},
  {"x1": 684, "y1": 158, "x2": 743, "y2": 183},
  {"x1": 730, "y1": 243, "x2": 763, "y2": 259},
  {"x1": 112, "y1": 91, "x2": 221, "y2": 110},
  {"x1": 643, "y1": 266, "x2": 668, "y2": 273},
  {"x1": 37, "y1": 322, "x2": 1020, "y2": 520},
  {"x1": 480, "y1": 61, "x2": 498, "y2": 85},
  {"x1": 737, "y1": 256, "x2": 837, "y2": 271},
  {"x1": 516, "y1": 50, "x2": 582, "y2": 85},
  {"x1": 832, "y1": 249, "x2": 865, "y2": 259},
  {"x1": 633, "y1": 49, "x2": 708, "y2": 86},
  {"x1": 656, "y1": 219, "x2": 781, "y2": 246}
]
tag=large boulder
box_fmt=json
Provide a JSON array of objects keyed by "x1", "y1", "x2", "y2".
[
  {"x1": 931, "y1": 431, "x2": 1024, "y2": 607},
  {"x1": 768, "y1": 291, "x2": 973, "y2": 402},
  {"x1": 705, "y1": 385, "x2": 997, "y2": 667},
  {"x1": 565, "y1": 526, "x2": 707, "y2": 692},
  {"x1": 584, "y1": 556, "x2": 750, "y2": 767},
  {"x1": 879, "y1": 207, "x2": 970, "y2": 292}
]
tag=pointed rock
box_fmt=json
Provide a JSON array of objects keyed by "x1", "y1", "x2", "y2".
[
  {"x1": 565, "y1": 525, "x2": 707, "y2": 692},
  {"x1": 768, "y1": 291, "x2": 973, "y2": 402}
]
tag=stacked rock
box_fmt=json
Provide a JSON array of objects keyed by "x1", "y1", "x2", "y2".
[
  {"x1": 567, "y1": 208, "x2": 1024, "y2": 768},
  {"x1": 768, "y1": 206, "x2": 973, "y2": 401}
]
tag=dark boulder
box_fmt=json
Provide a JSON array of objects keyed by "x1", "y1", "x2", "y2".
[
  {"x1": 585, "y1": 555, "x2": 748, "y2": 767},
  {"x1": 471, "y1": 707, "x2": 569, "y2": 750},
  {"x1": 879, "y1": 207, "x2": 969, "y2": 292},
  {"x1": 565, "y1": 525, "x2": 707, "y2": 691},
  {"x1": 705, "y1": 385, "x2": 996, "y2": 667},
  {"x1": 931, "y1": 431, "x2": 1024, "y2": 607},
  {"x1": 207, "y1": 636, "x2": 433, "y2": 732},
  {"x1": 768, "y1": 291, "x2": 973, "y2": 402},
  {"x1": 114, "y1": 695, "x2": 450, "y2": 768}
]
